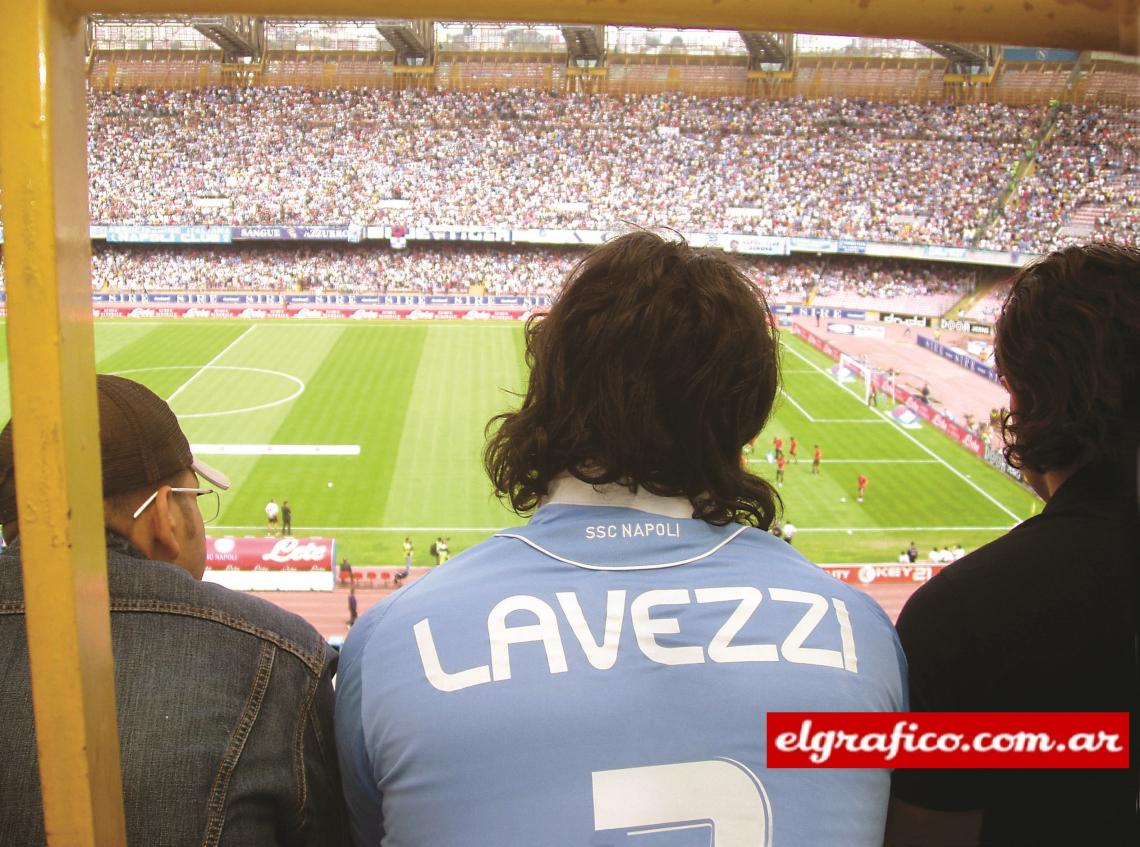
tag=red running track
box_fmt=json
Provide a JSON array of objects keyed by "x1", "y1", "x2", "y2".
[{"x1": 253, "y1": 582, "x2": 918, "y2": 643}]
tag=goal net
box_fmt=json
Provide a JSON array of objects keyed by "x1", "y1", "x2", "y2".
[
  {"x1": 837, "y1": 353, "x2": 872, "y2": 402},
  {"x1": 836, "y1": 354, "x2": 898, "y2": 406}
]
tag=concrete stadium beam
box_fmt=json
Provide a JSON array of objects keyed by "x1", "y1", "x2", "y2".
[{"x1": 79, "y1": 0, "x2": 1138, "y2": 55}]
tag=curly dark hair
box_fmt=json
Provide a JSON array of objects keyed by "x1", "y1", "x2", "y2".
[
  {"x1": 997, "y1": 242, "x2": 1140, "y2": 473},
  {"x1": 484, "y1": 231, "x2": 781, "y2": 527}
]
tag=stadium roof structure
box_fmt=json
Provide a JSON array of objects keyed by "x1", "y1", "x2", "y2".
[{"x1": 85, "y1": 15, "x2": 981, "y2": 66}]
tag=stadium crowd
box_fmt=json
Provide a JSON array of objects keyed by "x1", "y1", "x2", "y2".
[
  {"x1": 86, "y1": 244, "x2": 578, "y2": 296},
  {"x1": 810, "y1": 258, "x2": 972, "y2": 314},
  {"x1": 81, "y1": 88, "x2": 1044, "y2": 246},
  {"x1": 65, "y1": 245, "x2": 970, "y2": 307},
  {"x1": 980, "y1": 104, "x2": 1139, "y2": 253}
]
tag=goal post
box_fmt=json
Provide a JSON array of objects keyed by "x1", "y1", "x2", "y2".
[{"x1": 838, "y1": 352, "x2": 872, "y2": 402}]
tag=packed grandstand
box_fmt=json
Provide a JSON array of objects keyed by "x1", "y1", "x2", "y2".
[
  {"x1": 75, "y1": 89, "x2": 1140, "y2": 248},
  {"x1": 0, "y1": 22, "x2": 1136, "y2": 312}
]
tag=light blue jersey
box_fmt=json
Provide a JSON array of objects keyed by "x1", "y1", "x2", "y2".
[{"x1": 337, "y1": 501, "x2": 906, "y2": 846}]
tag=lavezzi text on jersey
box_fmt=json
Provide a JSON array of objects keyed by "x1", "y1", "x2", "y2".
[{"x1": 414, "y1": 587, "x2": 860, "y2": 692}]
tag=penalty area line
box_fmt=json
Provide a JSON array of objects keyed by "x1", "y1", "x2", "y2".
[{"x1": 780, "y1": 339, "x2": 1023, "y2": 523}]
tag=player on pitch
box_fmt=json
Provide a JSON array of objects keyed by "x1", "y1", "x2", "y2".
[{"x1": 336, "y1": 231, "x2": 906, "y2": 846}]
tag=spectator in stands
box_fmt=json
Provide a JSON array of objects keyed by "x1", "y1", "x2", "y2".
[
  {"x1": 80, "y1": 244, "x2": 974, "y2": 307},
  {"x1": 0, "y1": 375, "x2": 348, "y2": 845},
  {"x1": 4, "y1": 88, "x2": 1130, "y2": 255},
  {"x1": 888, "y1": 243, "x2": 1140, "y2": 845},
  {"x1": 73, "y1": 88, "x2": 1119, "y2": 248},
  {"x1": 336, "y1": 231, "x2": 906, "y2": 845}
]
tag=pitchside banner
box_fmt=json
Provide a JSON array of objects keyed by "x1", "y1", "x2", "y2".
[
  {"x1": 821, "y1": 564, "x2": 944, "y2": 586},
  {"x1": 92, "y1": 292, "x2": 551, "y2": 308},
  {"x1": 105, "y1": 225, "x2": 232, "y2": 244},
  {"x1": 203, "y1": 536, "x2": 336, "y2": 591},
  {"x1": 918, "y1": 334, "x2": 1001, "y2": 384}
]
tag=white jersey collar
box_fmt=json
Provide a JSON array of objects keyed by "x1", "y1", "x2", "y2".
[{"x1": 541, "y1": 473, "x2": 694, "y2": 520}]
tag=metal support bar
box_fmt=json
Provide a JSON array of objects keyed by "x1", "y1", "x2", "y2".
[{"x1": 0, "y1": 1, "x2": 125, "y2": 845}]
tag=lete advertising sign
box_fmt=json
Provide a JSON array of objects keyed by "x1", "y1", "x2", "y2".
[{"x1": 203, "y1": 536, "x2": 336, "y2": 591}]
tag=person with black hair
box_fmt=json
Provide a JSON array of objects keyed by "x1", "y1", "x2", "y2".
[
  {"x1": 888, "y1": 243, "x2": 1140, "y2": 846},
  {"x1": 337, "y1": 231, "x2": 906, "y2": 846}
]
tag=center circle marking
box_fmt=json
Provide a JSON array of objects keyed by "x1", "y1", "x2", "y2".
[{"x1": 110, "y1": 366, "x2": 306, "y2": 418}]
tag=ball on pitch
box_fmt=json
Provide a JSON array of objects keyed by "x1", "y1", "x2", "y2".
[
  {"x1": 847, "y1": 529, "x2": 853, "y2": 535},
  {"x1": 840, "y1": 497, "x2": 847, "y2": 503},
  {"x1": 327, "y1": 481, "x2": 334, "y2": 488}
]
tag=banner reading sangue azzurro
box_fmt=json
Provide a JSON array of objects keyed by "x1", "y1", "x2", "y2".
[{"x1": 232, "y1": 225, "x2": 364, "y2": 242}]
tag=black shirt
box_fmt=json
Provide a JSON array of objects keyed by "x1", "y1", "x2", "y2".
[{"x1": 891, "y1": 462, "x2": 1138, "y2": 845}]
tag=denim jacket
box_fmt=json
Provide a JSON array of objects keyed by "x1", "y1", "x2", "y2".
[{"x1": 0, "y1": 533, "x2": 349, "y2": 846}]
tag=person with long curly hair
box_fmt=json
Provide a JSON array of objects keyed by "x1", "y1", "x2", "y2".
[{"x1": 337, "y1": 231, "x2": 906, "y2": 846}]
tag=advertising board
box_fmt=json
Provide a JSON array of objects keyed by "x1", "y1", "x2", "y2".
[{"x1": 203, "y1": 536, "x2": 336, "y2": 591}]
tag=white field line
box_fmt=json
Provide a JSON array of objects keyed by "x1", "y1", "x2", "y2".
[
  {"x1": 779, "y1": 387, "x2": 884, "y2": 425},
  {"x1": 781, "y1": 340, "x2": 1021, "y2": 524},
  {"x1": 166, "y1": 325, "x2": 257, "y2": 403},
  {"x1": 209, "y1": 524, "x2": 1011, "y2": 534},
  {"x1": 746, "y1": 458, "x2": 937, "y2": 464},
  {"x1": 778, "y1": 388, "x2": 816, "y2": 421},
  {"x1": 191, "y1": 443, "x2": 360, "y2": 456},
  {"x1": 801, "y1": 526, "x2": 1011, "y2": 533}
]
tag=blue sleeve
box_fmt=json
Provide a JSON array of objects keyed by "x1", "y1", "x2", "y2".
[{"x1": 336, "y1": 611, "x2": 386, "y2": 846}]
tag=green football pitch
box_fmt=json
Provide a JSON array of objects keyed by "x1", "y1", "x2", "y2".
[{"x1": 0, "y1": 319, "x2": 1039, "y2": 565}]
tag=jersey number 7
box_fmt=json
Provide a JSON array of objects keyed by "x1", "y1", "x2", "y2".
[{"x1": 593, "y1": 759, "x2": 772, "y2": 846}]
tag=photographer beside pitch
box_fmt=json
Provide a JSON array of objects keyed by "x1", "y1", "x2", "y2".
[
  {"x1": 0, "y1": 375, "x2": 348, "y2": 845},
  {"x1": 887, "y1": 244, "x2": 1140, "y2": 845},
  {"x1": 336, "y1": 232, "x2": 906, "y2": 846}
]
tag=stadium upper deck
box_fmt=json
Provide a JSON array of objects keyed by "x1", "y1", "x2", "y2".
[
  {"x1": 74, "y1": 86, "x2": 1139, "y2": 251},
  {"x1": 0, "y1": 21, "x2": 1136, "y2": 276}
]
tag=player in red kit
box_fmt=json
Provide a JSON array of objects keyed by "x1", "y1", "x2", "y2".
[
  {"x1": 773, "y1": 435, "x2": 784, "y2": 459},
  {"x1": 776, "y1": 454, "x2": 787, "y2": 486},
  {"x1": 789, "y1": 436, "x2": 799, "y2": 463},
  {"x1": 812, "y1": 445, "x2": 822, "y2": 475},
  {"x1": 857, "y1": 473, "x2": 868, "y2": 502}
]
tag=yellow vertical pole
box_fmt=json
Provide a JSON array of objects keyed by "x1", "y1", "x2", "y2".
[{"x1": 0, "y1": 1, "x2": 126, "y2": 845}]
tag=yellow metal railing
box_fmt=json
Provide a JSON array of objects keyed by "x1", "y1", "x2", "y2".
[{"x1": 0, "y1": 1, "x2": 1136, "y2": 845}]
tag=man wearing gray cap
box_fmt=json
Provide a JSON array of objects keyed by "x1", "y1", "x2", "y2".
[{"x1": 0, "y1": 375, "x2": 348, "y2": 846}]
